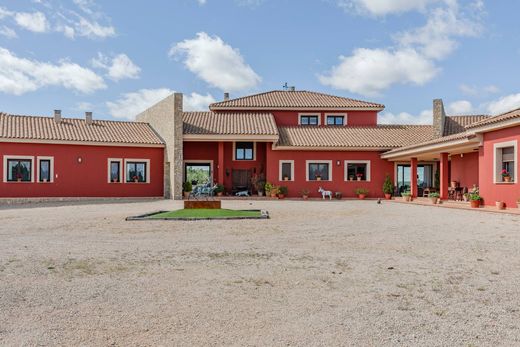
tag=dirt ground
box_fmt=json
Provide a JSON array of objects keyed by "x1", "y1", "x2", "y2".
[{"x1": 1, "y1": 199, "x2": 519, "y2": 346}]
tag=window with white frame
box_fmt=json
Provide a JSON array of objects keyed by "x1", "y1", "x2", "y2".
[
  {"x1": 108, "y1": 158, "x2": 122, "y2": 183},
  {"x1": 494, "y1": 141, "x2": 517, "y2": 183},
  {"x1": 299, "y1": 114, "x2": 320, "y2": 126},
  {"x1": 3, "y1": 156, "x2": 34, "y2": 182},
  {"x1": 37, "y1": 156, "x2": 54, "y2": 183},
  {"x1": 326, "y1": 115, "x2": 345, "y2": 126},
  {"x1": 306, "y1": 160, "x2": 331, "y2": 181},
  {"x1": 279, "y1": 160, "x2": 294, "y2": 181},
  {"x1": 345, "y1": 160, "x2": 371, "y2": 181},
  {"x1": 125, "y1": 160, "x2": 149, "y2": 183}
]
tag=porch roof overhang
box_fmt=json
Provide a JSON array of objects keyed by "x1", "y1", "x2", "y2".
[{"x1": 381, "y1": 132, "x2": 482, "y2": 161}]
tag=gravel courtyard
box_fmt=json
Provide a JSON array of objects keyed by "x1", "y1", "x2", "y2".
[{"x1": 1, "y1": 199, "x2": 519, "y2": 346}]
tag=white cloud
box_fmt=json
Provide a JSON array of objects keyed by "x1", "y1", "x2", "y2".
[
  {"x1": 319, "y1": 48, "x2": 438, "y2": 96},
  {"x1": 196, "y1": 0, "x2": 207, "y2": 5},
  {"x1": 74, "y1": 101, "x2": 94, "y2": 111},
  {"x1": 170, "y1": 32, "x2": 261, "y2": 92},
  {"x1": 448, "y1": 100, "x2": 473, "y2": 114},
  {"x1": 337, "y1": 0, "x2": 439, "y2": 16},
  {"x1": 92, "y1": 53, "x2": 140, "y2": 81},
  {"x1": 487, "y1": 93, "x2": 520, "y2": 115},
  {"x1": 379, "y1": 109, "x2": 432, "y2": 125},
  {"x1": 321, "y1": 1, "x2": 483, "y2": 96},
  {"x1": 459, "y1": 83, "x2": 478, "y2": 96},
  {"x1": 74, "y1": 16, "x2": 115, "y2": 38},
  {"x1": 107, "y1": 89, "x2": 215, "y2": 119},
  {"x1": 460, "y1": 83, "x2": 500, "y2": 97},
  {"x1": 0, "y1": 26, "x2": 17, "y2": 39},
  {"x1": 0, "y1": 47, "x2": 106, "y2": 95},
  {"x1": 14, "y1": 11, "x2": 49, "y2": 33},
  {"x1": 484, "y1": 85, "x2": 499, "y2": 94}
]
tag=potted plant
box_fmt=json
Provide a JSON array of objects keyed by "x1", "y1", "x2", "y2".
[
  {"x1": 183, "y1": 181, "x2": 192, "y2": 199},
  {"x1": 502, "y1": 169, "x2": 512, "y2": 183},
  {"x1": 283, "y1": 175, "x2": 289, "y2": 181},
  {"x1": 278, "y1": 186, "x2": 288, "y2": 199},
  {"x1": 401, "y1": 191, "x2": 412, "y2": 202},
  {"x1": 496, "y1": 201, "x2": 506, "y2": 210},
  {"x1": 428, "y1": 192, "x2": 440, "y2": 204},
  {"x1": 469, "y1": 193, "x2": 481, "y2": 208},
  {"x1": 335, "y1": 192, "x2": 342, "y2": 200},
  {"x1": 133, "y1": 175, "x2": 139, "y2": 183},
  {"x1": 251, "y1": 173, "x2": 265, "y2": 197},
  {"x1": 265, "y1": 182, "x2": 273, "y2": 197},
  {"x1": 316, "y1": 174, "x2": 322, "y2": 181},
  {"x1": 16, "y1": 173, "x2": 22, "y2": 182},
  {"x1": 349, "y1": 175, "x2": 354, "y2": 182},
  {"x1": 383, "y1": 175, "x2": 393, "y2": 200},
  {"x1": 356, "y1": 173, "x2": 363, "y2": 181},
  {"x1": 301, "y1": 189, "x2": 310, "y2": 200},
  {"x1": 355, "y1": 188, "x2": 369, "y2": 199},
  {"x1": 214, "y1": 183, "x2": 225, "y2": 197},
  {"x1": 269, "y1": 185, "x2": 279, "y2": 198}
]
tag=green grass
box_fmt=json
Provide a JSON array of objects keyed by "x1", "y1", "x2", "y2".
[{"x1": 150, "y1": 208, "x2": 262, "y2": 219}]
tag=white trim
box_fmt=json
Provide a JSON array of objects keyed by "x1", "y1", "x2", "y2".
[
  {"x1": 305, "y1": 160, "x2": 332, "y2": 181},
  {"x1": 183, "y1": 160, "x2": 214, "y2": 184},
  {"x1": 0, "y1": 138, "x2": 164, "y2": 148},
  {"x1": 232, "y1": 141, "x2": 256, "y2": 161},
  {"x1": 325, "y1": 113, "x2": 347, "y2": 126},
  {"x1": 107, "y1": 158, "x2": 123, "y2": 183},
  {"x1": 298, "y1": 113, "x2": 321, "y2": 126},
  {"x1": 493, "y1": 140, "x2": 517, "y2": 184},
  {"x1": 344, "y1": 160, "x2": 371, "y2": 182},
  {"x1": 3, "y1": 155, "x2": 35, "y2": 183},
  {"x1": 279, "y1": 160, "x2": 295, "y2": 181},
  {"x1": 124, "y1": 158, "x2": 151, "y2": 184},
  {"x1": 36, "y1": 156, "x2": 54, "y2": 183}
]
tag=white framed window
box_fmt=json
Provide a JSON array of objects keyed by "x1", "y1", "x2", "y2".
[
  {"x1": 326, "y1": 113, "x2": 347, "y2": 126},
  {"x1": 493, "y1": 140, "x2": 517, "y2": 183},
  {"x1": 233, "y1": 142, "x2": 256, "y2": 161},
  {"x1": 345, "y1": 160, "x2": 371, "y2": 182},
  {"x1": 37, "y1": 156, "x2": 54, "y2": 183},
  {"x1": 124, "y1": 158, "x2": 150, "y2": 183},
  {"x1": 3, "y1": 155, "x2": 34, "y2": 183},
  {"x1": 298, "y1": 113, "x2": 320, "y2": 126},
  {"x1": 108, "y1": 158, "x2": 123, "y2": 183},
  {"x1": 306, "y1": 160, "x2": 332, "y2": 181},
  {"x1": 279, "y1": 160, "x2": 294, "y2": 181}
]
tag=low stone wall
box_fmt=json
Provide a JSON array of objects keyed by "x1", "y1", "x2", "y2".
[{"x1": 184, "y1": 200, "x2": 221, "y2": 209}]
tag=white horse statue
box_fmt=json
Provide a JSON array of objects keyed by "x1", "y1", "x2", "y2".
[{"x1": 318, "y1": 187, "x2": 332, "y2": 200}]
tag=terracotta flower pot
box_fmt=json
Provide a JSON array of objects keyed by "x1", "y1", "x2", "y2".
[
  {"x1": 302, "y1": 195, "x2": 309, "y2": 200},
  {"x1": 403, "y1": 195, "x2": 411, "y2": 202},
  {"x1": 17, "y1": 178, "x2": 22, "y2": 182},
  {"x1": 216, "y1": 192, "x2": 223, "y2": 197},
  {"x1": 270, "y1": 192, "x2": 277, "y2": 198},
  {"x1": 278, "y1": 194, "x2": 285, "y2": 199},
  {"x1": 384, "y1": 193, "x2": 392, "y2": 200},
  {"x1": 257, "y1": 191, "x2": 264, "y2": 197},
  {"x1": 430, "y1": 197, "x2": 438, "y2": 204},
  {"x1": 358, "y1": 194, "x2": 366, "y2": 200},
  {"x1": 504, "y1": 176, "x2": 511, "y2": 183},
  {"x1": 496, "y1": 201, "x2": 505, "y2": 210},
  {"x1": 183, "y1": 192, "x2": 190, "y2": 199},
  {"x1": 316, "y1": 177, "x2": 321, "y2": 181},
  {"x1": 470, "y1": 200, "x2": 480, "y2": 208},
  {"x1": 283, "y1": 177, "x2": 289, "y2": 181}
]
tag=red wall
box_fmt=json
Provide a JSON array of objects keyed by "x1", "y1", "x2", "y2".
[
  {"x1": 266, "y1": 146, "x2": 394, "y2": 198},
  {"x1": 450, "y1": 152, "x2": 479, "y2": 189},
  {"x1": 0, "y1": 142, "x2": 164, "y2": 198},
  {"x1": 479, "y1": 126, "x2": 520, "y2": 207}
]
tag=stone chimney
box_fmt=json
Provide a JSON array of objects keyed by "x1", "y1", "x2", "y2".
[
  {"x1": 85, "y1": 111, "x2": 93, "y2": 125},
  {"x1": 54, "y1": 110, "x2": 62, "y2": 123},
  {"x1": 433, "y1": 99, "x2": 446, "y2": 138},
  {"x1": 223, "y1": 92, "x2": 230, "y2": 101}
]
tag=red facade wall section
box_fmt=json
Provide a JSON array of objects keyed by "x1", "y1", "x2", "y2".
[
  {"x1": 450, "y1": 152, "x2": 479, "y2": 189},
  {"x1": 479, "y1": 126, "x2": 520, "y2": 207},
  {"x1": 0, "y1": 142, "x2": 164, "y2": 198},
  {"x1": 266, "y1": 145, "x2": 394, "y2": 198}
]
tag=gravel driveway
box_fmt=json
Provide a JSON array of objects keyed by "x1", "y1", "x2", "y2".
[{"x1": 1, "y1": 199, "x2": 519, "y2": 346}]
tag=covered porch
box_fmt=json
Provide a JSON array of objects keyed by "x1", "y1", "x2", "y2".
[{"x1": 382, "y1": 133, "x2": 482, "y2": 200}]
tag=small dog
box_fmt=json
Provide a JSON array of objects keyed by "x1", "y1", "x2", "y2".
[
  {"x1": 318, "y1": 187, "x2": 332, "y2": 200},
  {"x1": 235, "y1": 190, "x2": 249, "y2": 197}
]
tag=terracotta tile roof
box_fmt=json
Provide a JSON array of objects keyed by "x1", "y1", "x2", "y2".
[
  {"x1": 183, "y1": 112, "x2": 278, "y2": 136},
  {"x1": 210, "y1": 90, "x2": 384, "y2": 110},
  {"x1": 0, "y1": 112, "x2": 164, "y2": 145},
  {"x1": 383, "y1": 131, "x2": 477, "y2": 156},
  {"x1": 276, "y1": 125, "x2": 435, "y2": 149},
  {"x1": 444, "y1": 115, "x2": 490, "y2": 136},
  {"x1": 465, "y1": 108, "x2": 520, "y2": 129}
]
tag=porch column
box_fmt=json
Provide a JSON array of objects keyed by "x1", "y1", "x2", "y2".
[
  {"x1": 440, "y1": 152, "x2": 449, "y2": 200},
  {"x1": 218, "y1": 141, "x2": 225, "y2": 184},
  {"x1": 410, "y1": 157, "x2": 418, "y2": 198}
]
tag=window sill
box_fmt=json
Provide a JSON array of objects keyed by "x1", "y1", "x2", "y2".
[
  {"x1": 38, "y1": 181, "x2": 53, "y2": 184},
  {"x1": 125, "y1": 182, "x2": 149, "y2": 184},
  {"x1": 494, "y1": 182, "x2": 516, "y2": 185},
  {"x1": 5, "y1": 181, "x2": 33, "y2": 183},
  {"x1": 345, "y1": 180, "x2": 371, "y2": 183}
]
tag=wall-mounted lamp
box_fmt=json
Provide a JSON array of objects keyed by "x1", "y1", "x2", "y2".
[
  {"x1": 226, "y1": 169, "x2": 230, "y2": 177},
  {"x1": 336, "y1": 160, "x2": 341, "y2": 166},
  {"x1": 460, "y1": 153, "x2": 464, "y2": 158},
  {"x1": 77, "y1": 157, "x2": 83, "y2": 163}
]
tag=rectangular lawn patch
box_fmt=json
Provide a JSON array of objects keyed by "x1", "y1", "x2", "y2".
[{"x1": 127, "y1": 209, "x2": 268, "y2": 220}]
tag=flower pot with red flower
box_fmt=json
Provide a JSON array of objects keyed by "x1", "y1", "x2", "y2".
[
  {"x1": 132, "y1": 175, "x2": 139, "y2": 183},
  {"x1": 501, "y1": 169, "x2": 511, "y2": 182},
  {"x1": 356, "y1": 173, "x2": 363, "y2": 181}
]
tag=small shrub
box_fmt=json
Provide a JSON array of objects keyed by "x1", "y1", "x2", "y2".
[
  {"x1": 278, "y1": 186, "x2": 288, "y2": 195},
  {"x1": 401, "y1": 191, "x2": 411, "y2": 197},
  {"x1": 183, "y1": 181, "x2": 192, "y2": 192},
  {"x1": 214, "y1": 183, "x2": 225, "y2": 193},
  {"x1": 428, "y1": 192, "x2": 440, "y2": 198},
  {"x1": 355, "y1": 188, "x2": 369, "y2": 195},
  {"x1": 469, "y1": 193, "x2": 481, "y2": 201}
]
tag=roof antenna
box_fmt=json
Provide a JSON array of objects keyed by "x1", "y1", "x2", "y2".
[{"x1": 283, "y1": 82, "x2": 288, "y2": 91}]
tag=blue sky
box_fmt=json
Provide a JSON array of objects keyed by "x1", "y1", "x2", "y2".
[{"x1": 1, "y1": 0, "x2": 519, "y2": 124}]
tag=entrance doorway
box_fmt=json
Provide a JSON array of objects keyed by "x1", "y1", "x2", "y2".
[{"x1": 396, "y1": 164, "x2": 434, "y2": 195}]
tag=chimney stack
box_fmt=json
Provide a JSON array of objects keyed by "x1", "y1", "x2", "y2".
[
  {"x1": 433, "y1": 99, "x2": 446, "y2": 138},
  {"x1": 54, "y1": 110, "x2": 62, "y2": 123},
  {"x1": 85, "y1": 111, "x2": 93, "y2": 125},
  {"x1": 223, "y1": 92, "x2": 230, "y2": 101}
]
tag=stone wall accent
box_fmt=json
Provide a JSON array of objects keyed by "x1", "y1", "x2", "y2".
[
  {"x1": 433, "y1": 99, "x2": 446, "y2": 138},
  {"x1": 136, "y1": 93, "x2": 184, "y2": 199}
]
